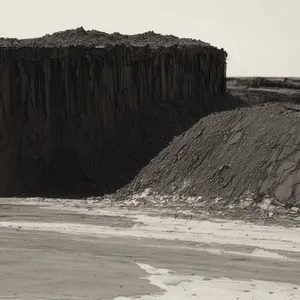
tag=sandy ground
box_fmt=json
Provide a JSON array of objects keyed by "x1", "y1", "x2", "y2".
[{"x1": 0, "y1": 199, "x2": 300, "y2": 299}]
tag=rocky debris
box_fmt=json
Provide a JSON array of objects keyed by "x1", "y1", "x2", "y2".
[
  {"x1": 227, "y1": 77, "x2": 300, "y2": 105},
  {"x1": 0, "y1": 27, "x2": 211, "y2": 48},
  {"x1": 117, "y1": 103, "x2": 300, "y2": 217},
  {"x1": 0, "y1": 30, "x2": 227, "y2": 197}
]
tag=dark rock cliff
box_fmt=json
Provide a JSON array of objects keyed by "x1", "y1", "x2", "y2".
[{"x1": 0, "y1": 29, "x2": 227, "y2": 197}]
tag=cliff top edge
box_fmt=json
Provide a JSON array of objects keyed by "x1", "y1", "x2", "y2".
[{"x1": 0, "y1": 27, "x2": 216, "y2": 49}]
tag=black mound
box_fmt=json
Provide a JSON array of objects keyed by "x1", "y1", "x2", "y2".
[{"x1": 119, "y1": 103, "x2": 300, "y2": 209}]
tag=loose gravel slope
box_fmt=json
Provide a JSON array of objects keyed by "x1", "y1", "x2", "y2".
[{"x1": 118, "y1": 103, "x2": 300, "y2": 218}]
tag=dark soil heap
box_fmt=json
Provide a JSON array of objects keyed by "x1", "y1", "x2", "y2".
[{"x1": 119, "y1": 102, "x2": 300, "y2": 211}]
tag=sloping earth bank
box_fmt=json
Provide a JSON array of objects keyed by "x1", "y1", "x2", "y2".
[{"x1": 115, "y1": 102, "x2": 300, "y2": 222}]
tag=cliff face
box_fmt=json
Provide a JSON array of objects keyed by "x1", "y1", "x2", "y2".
[{"x1": 0, "y1": 43, "x2": 226, "y2": 197}]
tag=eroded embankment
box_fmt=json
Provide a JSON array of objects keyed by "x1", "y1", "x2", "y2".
[
  {"x1": 118, "y1": 102, "x2": 300, "y2": 217},
  {"x1": 227, "y1": 77, "x2": 300, "y2": 105},
  {"x1": 0, "y1": 28, "x2": 227, "y2": 197}
]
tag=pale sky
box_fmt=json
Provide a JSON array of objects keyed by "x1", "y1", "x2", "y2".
[{"x1": 1, "y1": 0, "x2": 299, "y2": 77}]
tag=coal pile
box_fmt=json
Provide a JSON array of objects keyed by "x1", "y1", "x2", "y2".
[{"x1": 119, "y1": 102, "x2": 300, "y2": 213}]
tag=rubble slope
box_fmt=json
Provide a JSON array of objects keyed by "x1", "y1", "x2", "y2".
[{"x1": 119, "y1": 103, "x2": 300, "y2": 211}]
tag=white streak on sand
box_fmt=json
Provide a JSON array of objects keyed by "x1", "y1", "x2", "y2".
[{"x1": 114, "y1": 263, "x2": 300, "y2": 300}]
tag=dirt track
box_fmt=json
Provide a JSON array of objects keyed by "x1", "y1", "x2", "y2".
[{"x1": 0, "y1": 199, "x2": 299, "y2": 300}]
